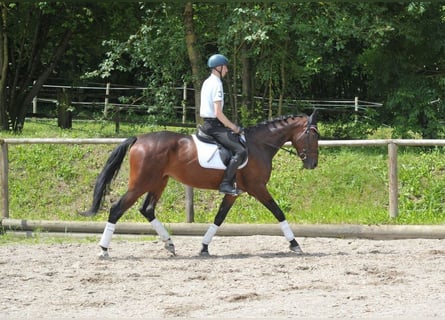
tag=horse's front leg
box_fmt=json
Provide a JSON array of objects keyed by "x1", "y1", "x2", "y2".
[
  {"x1": 264, "y1": 199, "x2": 303, "y2": 253},
  {"x1": 200, "y1": 194, "x2": 237, "y2": 256},
  {"x1": 251, "y1": 187, "x2": 303, "y2": 254}
]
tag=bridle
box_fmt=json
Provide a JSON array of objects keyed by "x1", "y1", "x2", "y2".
[
  {"x1": 295, "y1": 124, "x2": 319, "y2": 160},
  {"x1": 264, "y1": 121, "x2": 319, "y2": 159}
]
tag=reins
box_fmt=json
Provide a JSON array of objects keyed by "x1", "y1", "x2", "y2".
[
  {"x1": 280, "y1": 145, "x2": 297, "y2": 156},
  {"x1": 261, "y1": 142, "x2": 298, "y2": 156}
]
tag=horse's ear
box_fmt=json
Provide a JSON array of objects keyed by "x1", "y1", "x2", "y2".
[{"x1": 308, "y1": 109, "x2": 317, "y2": 126}]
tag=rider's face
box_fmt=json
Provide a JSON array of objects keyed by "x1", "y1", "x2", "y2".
[{"x1": 217, "y1": 65, "x2": 228, "y2": 78}]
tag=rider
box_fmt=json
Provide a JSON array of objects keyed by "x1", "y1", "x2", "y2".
[{"x1": 200, "y1": 53, "x2": 247, "y2": 196}]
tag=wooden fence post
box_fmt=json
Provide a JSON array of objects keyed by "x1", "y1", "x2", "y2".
[
  {"x1": 354, "y1": 96, "x2": 358, "y2": 122},
  {"x1": 0, "y1": 140, "x2": 9, "y2": 218},
  {"x1": 182, "y1": 82, "x2": 187, "y2": 124},
  {"x1": 388, "y1": 141, "x2": 399, "y2": 218},
  {"x1": 32, "y1": 81, "x2": 38, "y2": 116},
  {"x1": 185, "y1": 185, "x2": 194, "y2": 222},
  {"x1": 104, "y1": 82, "x2": 110, "y2": 117},
  {"x1": 114, "y1": 105, "x2": 120, "y2": 134}
]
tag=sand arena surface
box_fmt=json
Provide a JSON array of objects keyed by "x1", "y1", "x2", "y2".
[{"x1": 1, "y1": 235, "x2": 444, "y2": 319}]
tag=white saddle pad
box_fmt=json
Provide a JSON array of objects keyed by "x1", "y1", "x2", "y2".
[{"x1": 192, "y1": 134, "x2": 248, "y2": 170}]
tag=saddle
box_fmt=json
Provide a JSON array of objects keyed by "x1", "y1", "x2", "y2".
[{"x1": 192, "y1": 126, "x2": 248, "y2": 170}]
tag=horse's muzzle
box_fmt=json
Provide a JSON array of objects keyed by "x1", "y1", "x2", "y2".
[{"x1": 303, "y1": 159, "x2": 318, "y2": 169}]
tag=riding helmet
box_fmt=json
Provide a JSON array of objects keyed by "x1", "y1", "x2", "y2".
[{"x1": 207, "y1": 54, "x2": 228, "y2": 68}]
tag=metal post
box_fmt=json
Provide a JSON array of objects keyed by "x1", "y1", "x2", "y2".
[
  {"x1": 388, "y1": 141, "x2": 399, "y2": 218},
  {"x1": 0, "y1": 140, "x2": 9, "y2": 218}
]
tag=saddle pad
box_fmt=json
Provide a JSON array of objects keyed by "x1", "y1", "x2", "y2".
[{"x1": 191, "y1": 135, "x2": 248, "y2": 170}]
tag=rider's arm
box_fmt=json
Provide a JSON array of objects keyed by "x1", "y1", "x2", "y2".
[{"x1": 214, "y1": 101, "x2": 241, "y2": 134}]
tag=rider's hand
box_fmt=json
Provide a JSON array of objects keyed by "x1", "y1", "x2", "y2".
[{"x1": 235, "y1": 126, "x2": 244, "y2": 135}]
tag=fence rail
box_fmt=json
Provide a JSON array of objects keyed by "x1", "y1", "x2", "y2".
[
  {"x1": 2, "y1": 138, "x2": 445, "y2": 221},
  {"x1": 33, "y1": 83, "x2": 382, "y2": 119}
]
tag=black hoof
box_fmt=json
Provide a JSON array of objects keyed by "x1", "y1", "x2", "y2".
[{"x1": 200, "y1": 244, "x2": 210, "y2": 256}]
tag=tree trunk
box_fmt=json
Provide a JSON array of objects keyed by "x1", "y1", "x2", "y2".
[
  {"x1": 268, "y1": 64, "x2": 273, "y2": 120},
  {"x1": 241, "y1": 43, "x2": 253, "y2": 113},
  {"x1": 183, "y1": 2, "x2": 203, "y2": 125},
  {"x1": 226, "y1": 42, "x2": 238, "y2": 123},
  {"x1": 0, "y1": 4, "x2": 8, "y2": 130},
  {"x1": 278, "y1": 40, "x2": 289, "y2": 117},
  {"x1": 57, "y1": 88, "x2": 72, "y2": 129},
  {"x1": 11, "y1": 29, "x2": 72, "y2": 132}
]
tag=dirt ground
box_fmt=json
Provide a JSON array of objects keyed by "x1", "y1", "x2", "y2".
[{"x1": 1, "y1": 235, "x2": 444, "y2": 319}]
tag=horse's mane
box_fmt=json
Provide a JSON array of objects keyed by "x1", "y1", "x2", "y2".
[{"x1": 245, "y1": 114, "x2": 307, "y2": 134}]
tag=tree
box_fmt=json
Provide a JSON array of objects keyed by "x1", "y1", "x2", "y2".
[
  {"x1": 1, "y1": 3, "x2": 79, "y2": 131},
  {"x1": 0, "y1": 2, "x2": 142, "y2": 132},
  {"x1": 7, "y1": 2, "x2": 438, "y2": 138},
  {"x1": 184, "y1": 2, "x2": 204, "y2": 123},
  {"x1": 85, "y1": 3, "x2": 191, "y2": 124},
  {"x1": 0, "y1": 3, "x2": 9, "y2": 129},
  {"x1": 359, "y1": 3, "x2": 445, "y2": 138}
]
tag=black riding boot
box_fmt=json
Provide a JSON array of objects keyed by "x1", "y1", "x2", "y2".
[{"x1": 219, "y1": 156, "x2": 242, "y2": 196}]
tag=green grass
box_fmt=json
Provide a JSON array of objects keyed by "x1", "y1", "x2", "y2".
[{"x1": 2, "y1": 119, "x2": 445, "y2": 227}]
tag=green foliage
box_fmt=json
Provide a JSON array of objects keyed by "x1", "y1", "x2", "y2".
[
  {"x1": 321, "y1": 114, "x2": 379, "y2": 139},
  {"x1": 397, "y1": 149, "x2": 445, "y2": 223},
  {"x1": 83, "y1": 4, "x2": 188, "y2": 126},
  {"x1": 2, "y1": 2, "x2": 141, "y2": 132},
  {"x1": 2, "y1": 2, "x2": 445, "y2": 138},
  {"x1": 3, "y1": 120, "x2": 445, "y2": 225},
  {"x1": 358, "y1": 3, "x2": 445, "y2": 138}
]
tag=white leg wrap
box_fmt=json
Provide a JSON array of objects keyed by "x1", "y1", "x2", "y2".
[
  {"x1": 279, "y1": 220, "x2": 295, "y2": 241},
  {"x1": 150, "y1": 219, "x2": 170, "y2": 241},
  {"x1": 202, "y1": 224, "x2": 219, "y2": 245},
  {"x1": 99, "y1": 222, "x2": 115, "y2": 249}
]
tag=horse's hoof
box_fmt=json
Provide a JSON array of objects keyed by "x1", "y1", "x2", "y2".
[
  {"x1": 290, "y1": 244, "x2": 303, "y2": 254},
  {"x1": 199, "y1": 250, "x2": 210, "y2": 257},
  {"x1": 98, "y1": 250, "x2": 110, "y2": 260},
  {"x1": 199, "y1": 244, "x2": 210, "y2": 257},
  {"x1": 164, "y1": 240, "x2": 176, "y2": 256}
]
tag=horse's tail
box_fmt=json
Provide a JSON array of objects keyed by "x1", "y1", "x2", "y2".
[{"x1": 81, "y1": 136, "x2": 137, "y2": 217}]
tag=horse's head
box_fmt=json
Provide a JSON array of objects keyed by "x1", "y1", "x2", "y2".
[{"x1": 291, "y1": 110, "x2": 319, "y2": 169}]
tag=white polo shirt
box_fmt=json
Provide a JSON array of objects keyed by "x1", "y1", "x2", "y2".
[{"x1": 200, "y1": 73, "x2": 224, "y2": 118}]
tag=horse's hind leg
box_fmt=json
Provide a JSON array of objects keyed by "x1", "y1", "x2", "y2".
[
  {"x1": 139, "y1": 191, "x2": 175, "y2": 255},
  {"x1": 98, "y1": 190, "x2": 143, "y2": 259}
]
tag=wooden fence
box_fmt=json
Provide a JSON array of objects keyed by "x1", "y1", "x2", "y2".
[
  {"x1": 33, "y1": 83, "x2": 383, "y2": 129},
  {"x1": 2, "y1": 138, "x2": 445, "y2": 223}
]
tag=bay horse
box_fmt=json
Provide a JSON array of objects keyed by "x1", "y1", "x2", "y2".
[{"x1": 81, "y1": 111, "x2": 319, "y2": 258}]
